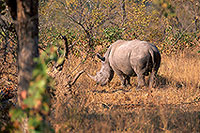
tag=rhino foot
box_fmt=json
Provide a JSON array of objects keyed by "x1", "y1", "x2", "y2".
[
  {"x1": 135, "y1": 86, "x2": 143, "y2": 91},
  {"x1": 121, "y1": 83, "x2": 132, "y2": 88}
]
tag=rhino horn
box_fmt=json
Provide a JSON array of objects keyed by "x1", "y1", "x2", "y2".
[
  {"x1": 97, "y1": 53, "x2": 105, "y2": 61},
  {"x1": 87, "y1": 73, "x2": 96, "y2": 81}
]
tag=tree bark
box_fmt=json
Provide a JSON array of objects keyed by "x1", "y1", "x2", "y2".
[
  {"x1": 5, "y1": 0, "x2": 39, "y2": 132},
  {"x1": 17, "y1": 1, "x2": 39, "y2": 132},
  {"x1": 16, "y1": 0, "x2": 39, "y2": 103}
]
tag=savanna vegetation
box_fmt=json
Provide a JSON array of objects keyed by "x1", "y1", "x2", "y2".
[{"x1": 0, "y1": 0, "x2": 200, "y2": 132}]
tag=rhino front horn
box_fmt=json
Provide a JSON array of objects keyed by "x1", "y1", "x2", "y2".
[{"x1": 87, "y1": 73, "x2": 96, "y2": 81}]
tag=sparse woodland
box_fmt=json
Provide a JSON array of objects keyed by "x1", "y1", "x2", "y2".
[{"x1": 0, "y1": 0, "x2": 200, "y2": 132}]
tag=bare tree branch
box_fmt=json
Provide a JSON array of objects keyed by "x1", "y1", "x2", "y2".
[
  {"x1": 121, "y1": 0, "x2": 126, "y2": 26},
  {"x1": 68, "y1": 70, "x2": 85, "y2": 87}
]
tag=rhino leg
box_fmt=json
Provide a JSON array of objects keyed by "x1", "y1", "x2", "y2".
[
  {"x1": 134, "y1": 65, "x2": 146, "y2": 90},
  {"x1": 116, "y1": 72, "x2": 127, "y2": 87},
  {"x1": 149, "y1": 62, "x2": 160, "y2": 88},
  {"x1": 112, "y1": 66, "x2": 131, "y2": 87},
  {"x1": 149, "y1": 71, "x2": 155, "y2": 88},
  {"x1": 111, "y1": 67, "x2": 125, "y2": 86},
  {"x1": 119, "y1": 75, "x2": 132, "y2": 87},
  {"x1": 136, "y1": 74, "x2": 145, "y2": 90},
  {"x1": 125, "y1": 76, "x2": 131, "y2": 86},
  {"x1": 148, "y1": 69, "x2": 159, "y2": 88},
  {"x1": 120, "y1": 74, "x2": 127, "y2": 87}
]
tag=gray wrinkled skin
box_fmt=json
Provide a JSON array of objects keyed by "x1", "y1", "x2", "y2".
[{"x1": 89, "y1": 40, "x2": 161, "y2": 90}]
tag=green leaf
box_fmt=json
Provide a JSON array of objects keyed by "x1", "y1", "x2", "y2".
[
  {"x1": 28, "y1": 115, "x2": 41, "y2": 128},
  {"x1": 10, "y1": 108, "x2": 25, "y2": 122},
  {"x1": 57, "y1": 57, "x2": 65, "y2": 65}
]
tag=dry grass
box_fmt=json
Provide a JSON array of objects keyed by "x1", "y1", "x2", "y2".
[
  {"x1": 159, "y1": 50, "x2": 200, "y2": 89},
  {"x1": 49, "y1": 48, "x2": 200, "y2": 132},
  {"x1": 1, "y1": 45, "x2": 199, "y2": 132}
]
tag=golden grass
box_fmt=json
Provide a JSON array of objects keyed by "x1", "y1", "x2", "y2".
[
  {"x1": 159, "y1": 51, "x2": 200, "y2": 89},
  {"x1": 50, "y1": 49, "x2": 200, "y2": 132}
]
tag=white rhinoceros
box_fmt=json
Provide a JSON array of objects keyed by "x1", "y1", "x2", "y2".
[{"x1": 88, "y1": 40, "x2": 161, "y2": 90}]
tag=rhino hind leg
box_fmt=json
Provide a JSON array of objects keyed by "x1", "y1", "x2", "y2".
[
  {"x1": 148, "y1": 71, "x2": 155, "y2": 88},
  {"x1": 134, "y1": 66, "x2": 147, "y2": 90},
  {"x1": 136, "y1": 74, "x2": 146, "y2": 90},
  {"x1": 148, "y1": 62, "x2": 160, "y2": 88},
  {"x1": 148, "y1": 69, "x2": 158, "y2": 88}
]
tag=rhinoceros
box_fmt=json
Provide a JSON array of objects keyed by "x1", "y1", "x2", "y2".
[{"x1": 88, "y1": 40, "x2": 161, "y2": 90}]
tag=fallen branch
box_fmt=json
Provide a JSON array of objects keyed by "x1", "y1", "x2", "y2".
[{"x1": 67, "y1": 70, "x2": 85, "y2": 87}]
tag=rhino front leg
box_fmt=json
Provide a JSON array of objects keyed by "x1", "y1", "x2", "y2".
[
  {"x1": 113, "y1": 68, "x2": 126, "y2": 87},
  {"x1": 120, "y1": 75, "x2": 131, "y2": 87},
  {"x1": 119, "y1": 74, "x2": 127, "y2": 87},
  {"x1": 121, "y1": 75, "x2": 132, "y2": 87},
  {"x1": 125, "y1": 76, "x2": 131, "y2": 86},
  {"x1": 116, "y1": 73, "x2": 128, "y2": 87}
]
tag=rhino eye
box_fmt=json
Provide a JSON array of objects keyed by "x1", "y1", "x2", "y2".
[{"x1": 99, "y1": 72, "x2": 104, "y2": 78}]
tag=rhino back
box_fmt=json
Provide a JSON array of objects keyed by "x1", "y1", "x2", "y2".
[
  {"x1": 108, "y1": 40, "x2": 157, "y2": 76},
  {"x1": 104, "y1": 40, "x2": 125, "y2": 61}
]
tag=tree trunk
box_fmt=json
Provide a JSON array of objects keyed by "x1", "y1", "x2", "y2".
[
  {"x1": 6, "y1": 0, "x2": 39, "y2": 132},
  {"x1": 17, "y1": 0, "x2": 39, "y2": 132},
  {"x1": 16, "y1": 0, "x2": 39, "y2": 102}
]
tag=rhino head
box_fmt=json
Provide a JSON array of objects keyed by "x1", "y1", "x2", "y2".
[{"x1": 88, "y1": 53, "x2": 114, "y2": 86}]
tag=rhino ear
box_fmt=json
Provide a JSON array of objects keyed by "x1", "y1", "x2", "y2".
[{"x1": 97, "y1": 53, "x2": 105, "y2": 61}]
